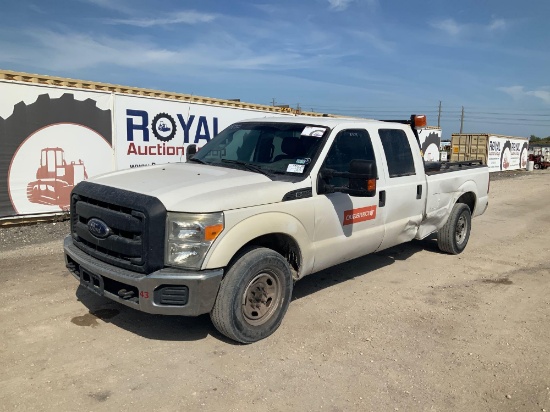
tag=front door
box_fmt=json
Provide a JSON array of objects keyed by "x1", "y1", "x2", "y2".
[{"x1": 312, "y1": 128, "x2": 386, "y2": 272}]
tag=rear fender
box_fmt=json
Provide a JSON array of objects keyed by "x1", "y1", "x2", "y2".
[{"x1": 417, "y1": 179, "x2": 478, "y2": 239}]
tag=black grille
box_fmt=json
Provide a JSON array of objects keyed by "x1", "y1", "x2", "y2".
[{"x1": 70, "y1": 181, "x2": 166, "y2": 274}]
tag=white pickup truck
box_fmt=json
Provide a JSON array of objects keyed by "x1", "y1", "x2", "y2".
[{"x1": 64, "y1": 115, "x2": 489, "y2": 343}]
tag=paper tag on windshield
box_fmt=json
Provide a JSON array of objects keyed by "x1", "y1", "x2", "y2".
[
  {"x1": 301, "y1": 126, "x2": 325, "y2": 137},
  {"x1": 286, "y1": 164, "x2": 305, "y2": 173}
]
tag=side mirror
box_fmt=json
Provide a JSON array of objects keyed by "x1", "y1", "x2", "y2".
[
  {"x1": 347, "y1": 159, "x2": 377, "y2": 197},
  {"x1": 317, "y1": 160, "x2": 377, "y2": 197},
  {"x1": 186, "y1": 144, "x2": 198, "y2": 161}
]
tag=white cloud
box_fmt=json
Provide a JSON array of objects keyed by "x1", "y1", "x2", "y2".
[
  {"x1": 431, "y1": 18, "x2": 464, "y2": 36},
  {"x1": 327, "y1": 0, "x2": 377, "y2": 11},
  {"x1": 498, "y1": 86, "x2": 524, "y2": 99},
  {"x1": 0, "y1": 28, "x2": 325, "y2": 74},
  {"x1": 105, "y1": 11, "x2": 216, "y2": 27},
  {"x1": 350, "y1": 30, "x2": 395, "y2": 53},
  {"x1": 431, "y1": 17, "x2": 510, "y2": 38},
  {"x1": 328, "y1": 0, "x2": 353, "y2": 11},
  {"x1": 252, "y1": 4, "x2": 281, "y2": 14},
  {"x1": 27, "y1": 3, "x2": 46, "y2": 14},
  {"x1": 80, "y1": 0, "x2": 135, "y2": 15},
  {"x1": 499, "y1": 86, "x2": 550, "y2": 104},
  {"x1": 1, "y1": 30, "x2": 179, "y2": 71},
  {"x1": 529, "y1": 89, "x2": 550, "y2": 104},
  {"x1": 488, "y1": 18, "x2": 507, "y2": 32}
]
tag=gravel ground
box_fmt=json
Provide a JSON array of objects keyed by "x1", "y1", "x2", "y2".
[
  {"x1": 488, "y1": 169, "x2": 532, "y2": 181},
  {"x1": 1, "y1": 169, "x2": 549, "y2": 412},
  {"x1": 0, "y1": 218, "x2": 70, "y2": 252}
]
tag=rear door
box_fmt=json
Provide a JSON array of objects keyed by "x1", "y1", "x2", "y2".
[{"x1": 375, "y1": 127, "x2": 426, "y2": 251}]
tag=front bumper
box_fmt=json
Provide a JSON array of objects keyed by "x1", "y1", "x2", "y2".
[{"x1": 64, "y1": 236, "x2": 223, "y2": 316}]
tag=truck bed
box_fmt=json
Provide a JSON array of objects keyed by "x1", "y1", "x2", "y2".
[
  {"x1": 416, "y1": 162, "x2": 489, "y2": 239},
  {"x1": 424, "y1": 160, "x2": 485, "y2": 175}
]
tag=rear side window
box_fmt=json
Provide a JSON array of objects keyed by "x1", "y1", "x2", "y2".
[{"x1": 378, "y1": 129, "x2": 416, "y2": 177}]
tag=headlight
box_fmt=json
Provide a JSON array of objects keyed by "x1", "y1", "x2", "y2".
[{"x1": 165, "y1": 212, "x2": 224, "y2": 269}]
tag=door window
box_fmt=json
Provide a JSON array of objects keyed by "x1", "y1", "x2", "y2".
[{"x1": 323, "y1": 129, "x2": 375, "y2": 187}]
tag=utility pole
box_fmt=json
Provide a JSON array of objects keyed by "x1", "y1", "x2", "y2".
[
  {"x1": 271, "y1": 98, "x2": 276, "y2": 106},
  {"x1": 460, "y1": 106, "x2": 464, "y2": 133},
  {"x1": 437, "y1": 101, "x2": 442, "y2": 128}
]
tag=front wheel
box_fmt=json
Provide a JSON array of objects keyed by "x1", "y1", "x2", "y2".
[
  {"x1": 210, "y1": 247, "x2": 293, "y2": 343},
  {"x1": 437, "y1": 203, "x2": 471, "y2": 254}
]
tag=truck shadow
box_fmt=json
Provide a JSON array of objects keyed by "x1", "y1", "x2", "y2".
[
  {"x1": 292, "y1": 235, "x2": 439, "y2": 301},
  {"x1": 74, "y1": 287, "x2": 225, "y2": 343},
  {"x1": 73, "y1": 235, "x2": 439, "y2": 343}
]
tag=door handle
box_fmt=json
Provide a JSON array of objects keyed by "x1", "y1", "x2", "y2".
[
  {"x1": 379, "y1": 190, "x2": 386, "y2": 207},
  {"x1": 416, "y1": 184, "x2": 422, "y2": 199}
]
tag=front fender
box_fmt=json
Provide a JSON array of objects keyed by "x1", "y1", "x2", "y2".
[{"x1": 203, "y1": 211, "x2": 314, "y2": 276}]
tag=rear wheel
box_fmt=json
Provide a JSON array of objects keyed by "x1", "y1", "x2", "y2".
[
  {"x1": 534, "y1": 163, "x2": 541, "y2": 170},
  {"x1": 437, "y1": 203, "x2": 471, "y2": 254},
  {"x1": 210, "y1": 247, "x2": 293, "y2": 343}
]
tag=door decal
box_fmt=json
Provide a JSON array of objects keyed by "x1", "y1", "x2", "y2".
[{"x1": 343, "y1": 206, "x2": 377, "y2": 225}]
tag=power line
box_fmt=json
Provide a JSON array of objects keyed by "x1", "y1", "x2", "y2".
[{"x1": 271, "y1": 100, "x2": 550, "y2": 130}]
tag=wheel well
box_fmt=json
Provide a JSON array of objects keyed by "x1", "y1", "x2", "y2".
[
  {"x1": 457, "y1": 192, "x2": 476, "y2": 213},
  {"x1": 231, "y1": 233, "x2": 302, "y2": 280}
]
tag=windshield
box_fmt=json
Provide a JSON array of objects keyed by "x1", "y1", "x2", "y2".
[{"x1": 192, "y1": 122, "x2": 328, "y2": 176}]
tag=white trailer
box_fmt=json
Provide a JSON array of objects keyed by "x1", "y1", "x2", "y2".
[
  {"x1": 0, "y1": 70, "x2": 322, "y2": 218},
  {"x1": 450, "y1": 133, "x2": 529, "y2": 172}
]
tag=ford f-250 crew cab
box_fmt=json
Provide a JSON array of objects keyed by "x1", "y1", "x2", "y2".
[{"x1": 64, "y1": 115, "x2": 489, "y2": 343}]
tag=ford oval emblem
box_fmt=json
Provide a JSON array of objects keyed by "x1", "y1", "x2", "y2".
[{"x1": 88, "y1": 218, "x2": 111, "y2": 239}]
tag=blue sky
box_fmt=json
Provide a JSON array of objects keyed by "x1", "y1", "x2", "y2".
[{"x1": 1, "y1": 0, "x2": 549, "y2": 139}]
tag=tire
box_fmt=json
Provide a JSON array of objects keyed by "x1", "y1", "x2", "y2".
[
  {"x1": 534, "y1": 163, "x2": 540, "y2": 170},
  {"x1": 437, "y1": 203, "x2": 471, "y2": 255},
  {"x1": 210, "y1": 247, "x2": 293, "y2": 344}
]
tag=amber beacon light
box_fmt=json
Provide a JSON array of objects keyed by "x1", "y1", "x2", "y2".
[{"x1": 412, "y1": 114, "x2": 427, "y2": 128}]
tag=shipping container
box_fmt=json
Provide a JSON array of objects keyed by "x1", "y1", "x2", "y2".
[{"x1": 450, "y1": 133, "x2": 529, "y2": 172}]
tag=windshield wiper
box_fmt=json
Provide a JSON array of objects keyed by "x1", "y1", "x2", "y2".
[
  {"x1": 220, "y1": 159, "x2": 273, "y2": 177},
  {"x1": 187, "y1": 158, "x2": 208, "y2": 164}
]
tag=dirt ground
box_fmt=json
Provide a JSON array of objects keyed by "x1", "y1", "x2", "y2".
[{"x1": 1, "y1": 170, "x2": 549, "y2": 412}]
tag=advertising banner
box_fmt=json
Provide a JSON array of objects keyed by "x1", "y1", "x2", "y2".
[
  {"x1": 487, "y1": 136, "x2": 529, "y2": 172},
  {"x1": 114, "y1": 95, "x2": 287, "y2": 170},
  {"x1": 0, "y1": 82, "x2": 113, "y2": 217},
  {"x1": 417, "y1": 128, "x2": 441, "y2": 162}
]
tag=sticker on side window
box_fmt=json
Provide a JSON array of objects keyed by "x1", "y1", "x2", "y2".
[
  {"x1": 286, "y1": 164, "x2": 305, "y2": 173},
  {"x1": 301, "y1": 126, "x2": 326, "y2": 137},
  {"x1": 295, "y1": 158, "x2": 311, "y2": 165}
]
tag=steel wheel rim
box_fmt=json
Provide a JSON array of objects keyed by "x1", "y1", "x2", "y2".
[
  {"x1": 242, "y1": 272, "x2": 282, "y2": 326},
  {"x1": 455, "y1": 213, "x2": 468, "y2": 245}
]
